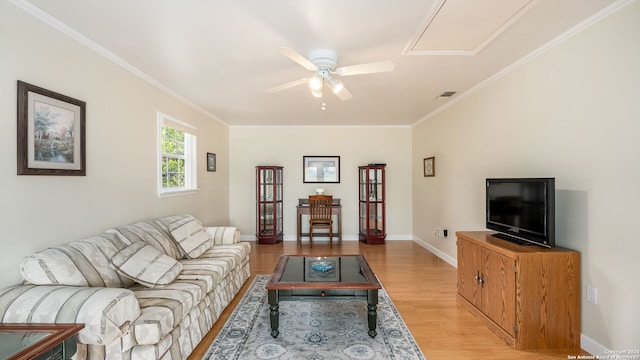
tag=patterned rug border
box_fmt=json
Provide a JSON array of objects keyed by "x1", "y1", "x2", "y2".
[{"x1": 204, "y1": 274, "x2": 426, "y2": 360}]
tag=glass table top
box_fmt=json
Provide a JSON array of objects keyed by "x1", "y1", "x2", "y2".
[
  {"x1": 281, "y1": 256, "x2": 367, "y2": 283},
  {"x1": 0, "y1": 331, "x2": 51, "y2": 359}
]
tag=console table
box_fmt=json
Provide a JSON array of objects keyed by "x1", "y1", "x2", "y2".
[
  {"x1": 296, "y1": 198, "x2": 342, "y2": 245},
  {"x1": 0, "y1": 323, "x2": 84, "y2": 360}
]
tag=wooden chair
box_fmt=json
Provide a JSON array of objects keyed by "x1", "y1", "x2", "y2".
[{"x1": 308, "y1": 195, "x2": 333, "y2": 248}]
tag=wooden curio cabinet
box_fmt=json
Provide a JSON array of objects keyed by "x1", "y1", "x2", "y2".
[
  {"x1": 358, "y1": 164, "x2": 386, "y2": 244},
  {"x1": 256, "y1": 166, "x2": 283, "y2": 244}
]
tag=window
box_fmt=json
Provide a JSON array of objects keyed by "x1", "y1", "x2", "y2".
[{"x1": 158, "y1": 112, "x2": 197, "y2": 196}]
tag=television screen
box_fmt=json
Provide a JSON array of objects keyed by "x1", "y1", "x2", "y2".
[{"x1": 486, "y1": 178, "x2": 555, "y2": 247}]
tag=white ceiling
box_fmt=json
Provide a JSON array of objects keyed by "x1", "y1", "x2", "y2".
[{"x1": 23, "y1": 0, "x2": 619, "y2": 126}]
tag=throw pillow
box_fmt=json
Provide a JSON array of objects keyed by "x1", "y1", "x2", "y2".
[
  {"x1": 168, "y1": 217, "x2": 213, "y2": 258},
  {"x1": 20, "y1": 233, "x2": 135, "y2": 288},
  {"x1": 111, "y1": 242, "x2": 182, "y2": 288}
]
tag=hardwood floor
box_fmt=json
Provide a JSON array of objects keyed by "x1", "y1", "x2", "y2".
[{"x1": 189, "y1": 240, "x2": 589, "y2": 359}]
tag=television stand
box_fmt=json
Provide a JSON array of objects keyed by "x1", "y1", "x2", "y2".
[
  {"x1": 456, "y1": 231, "x2": 580, "y2": 350},
  {"x1": 492, "y1": 232, "x2": 533, "y2": 246}
]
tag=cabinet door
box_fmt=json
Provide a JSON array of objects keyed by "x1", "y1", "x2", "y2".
[
  {"x1": 457, "y1": 238, "x2": 481, "y2": 309},
  {"x1": 481, "y1": 248, "x2": 516, "y2": 336}
]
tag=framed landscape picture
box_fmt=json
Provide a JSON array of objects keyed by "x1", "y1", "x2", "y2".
[
  {"x1": 303, "y1": 156, "x2": 340, "y2": 183},
  {"x1": 17, "y1": 81, "x2": 86, "y2": 176}
]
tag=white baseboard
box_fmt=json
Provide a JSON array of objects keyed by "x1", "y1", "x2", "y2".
[
  {"x1": 580, "y1": 334, "x2": 608, "y2": 356},
  {"x1": 412, "y1": 237, "x2": 457, "y2": 268},
  {"x1": 243, "y1": 234, "x2": 414, "y2": 242},
  {"x1": 282, "y1": 235, "x2": 361, "y2": 241}
]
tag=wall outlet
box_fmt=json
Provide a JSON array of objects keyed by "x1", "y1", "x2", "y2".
[
  {"x1": 586, "y1": 284, "x2": 598, "y2": 304},
  {"x1": 434, "y1": 228, "x2": 441, "y2": 237}
]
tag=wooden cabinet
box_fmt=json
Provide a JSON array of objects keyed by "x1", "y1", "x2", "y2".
[
  {"x1": 256, "y1": 166, "x2": 283, "y2": 244},
  {"x1": 358, "y1": 164, "x2": 385, "y2": 244},
  {"x1": 456, "y1": 231, "x2": 580, "y2": 350}
]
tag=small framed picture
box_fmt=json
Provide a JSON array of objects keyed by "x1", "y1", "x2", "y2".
[
  {"x1": 424, "y1": 157, "x2": 435, "y2": 177},
  {"x1": 207, "y1": 152, "x2": 216, "y2": 172},
  {"x1": 17, "y1": 81, "x2": 86, "y2": 176}
]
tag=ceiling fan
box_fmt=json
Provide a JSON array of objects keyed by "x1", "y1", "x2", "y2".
[{"x1": 267, "y1": 47, "x2": 395, "y2": 101}]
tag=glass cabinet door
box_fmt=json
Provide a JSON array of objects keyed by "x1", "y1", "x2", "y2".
[
  {"x1": 358, "y1": 165, "x2": 385, "y2": 244},
  {"x1": 256, "y1": 166, "x2": 283, "y2": 244}
]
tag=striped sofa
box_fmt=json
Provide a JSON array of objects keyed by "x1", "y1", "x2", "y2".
[{"x1": 0, "y1": 214, "x2": 251, "y2": 360}]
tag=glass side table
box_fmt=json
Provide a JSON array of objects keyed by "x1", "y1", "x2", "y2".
[{"x1": 0, "y1": 324, "x2": 84, "y2": 360}]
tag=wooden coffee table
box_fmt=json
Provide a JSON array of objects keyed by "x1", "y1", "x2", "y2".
[{"x1": 265, "y1": 255, "x2": 381, "y2": 338}]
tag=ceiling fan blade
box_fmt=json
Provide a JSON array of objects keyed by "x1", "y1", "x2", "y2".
[
  {"x1": 266, "y1": 78, "x2": 308, "y2": 93},
  {"x1": 278, "y1": 47, "x2": 317, "y2": 71},
  {"x1": 335, "y1": 60, "x2": 395, "y2": 77},
  {"x1": 335, "y1": 86, "x2": 353, "y2": 101}
]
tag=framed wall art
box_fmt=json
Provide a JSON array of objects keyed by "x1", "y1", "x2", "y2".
[
  {"x1": 207, "y1": 152, "x2": 216, "y2": 172},
  {"x1": 303, "y1": 156, "x2": 340, "y2": 183},
  {"x1": 17, "y1": 81, "x2": 86, "y2": 176},
  {"x1": 424, "y1": 157, "x2": 435, "y2": 177}
]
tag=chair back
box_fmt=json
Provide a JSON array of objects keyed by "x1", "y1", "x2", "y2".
[{"x1": 309, "y1": 195, "x2": 333, "y2": 223}]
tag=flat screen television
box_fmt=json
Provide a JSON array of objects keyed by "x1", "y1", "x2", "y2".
[{"x1": 486, "y1": 178, "x2": 555, "y2": 248}]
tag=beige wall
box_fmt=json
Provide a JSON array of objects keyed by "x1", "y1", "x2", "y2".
[
  {"x1": 229, "y1": 126, "x2": 412, "y2": 240},
  {"x1": 0, "y1": 1, "x2": 230, "y2": 287},
  {"x1": 412, "y1": 1, "x2": 640, "y2": 351}
]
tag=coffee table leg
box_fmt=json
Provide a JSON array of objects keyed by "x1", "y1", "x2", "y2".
[
  {"x1": 367, "y1": 289, "x2": 378, "y2": 338},
  {"x1": 268, "y1": 290, "x2": 279, "y2": 338}
]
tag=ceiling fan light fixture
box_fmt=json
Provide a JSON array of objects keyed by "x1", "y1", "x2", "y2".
[
  {"x1": 269, "y1": 47, "x2": 394, "y2": 102},
  {"x1": 327, "y1": 77, "x2": 344, "y2": 94},
  {"x1": 309, "y1": 76, "x2": 323, "y2": 91}
]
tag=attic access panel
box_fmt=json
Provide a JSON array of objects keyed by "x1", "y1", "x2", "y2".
[{"x1": 405, "y1": 0, "x2": 539, "y2": 55}]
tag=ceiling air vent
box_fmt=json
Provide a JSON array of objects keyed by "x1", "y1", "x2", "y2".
[{"x1": 438, "y1": 91, "x2": 457, "y2": 98}]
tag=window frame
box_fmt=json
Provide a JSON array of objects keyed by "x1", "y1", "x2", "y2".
[{"x1": 157, "y1": 112, "x2": 198, "y2": 197}]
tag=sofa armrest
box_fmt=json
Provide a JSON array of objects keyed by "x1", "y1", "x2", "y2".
[
  {"x1": 205, "y1": 226, "x2": 240, "y2": 245},
  {"x1": 0, "y1": 285, "x2": 140, "y2": 346}
]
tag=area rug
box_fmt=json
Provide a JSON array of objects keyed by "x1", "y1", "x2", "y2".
[{"x1": 203, "y1": 274, "x2": 426, "y2": 360}]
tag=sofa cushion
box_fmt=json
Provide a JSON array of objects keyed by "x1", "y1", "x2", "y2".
[
  {"x1": 178, "y1": 243, "x2": 251, "y2": 293},
  {"x1": 177, "y1": 258, "x2": 229, "y2": 294},
  {"x1": 112, "y1": 242, "x2": 183, "y2": 288},
  {"x1": 0, "y1": 285, "x2": 140, "y2": 346},
  {"x1": 20, "y1": 233, "x2": 135, "y2": 288},
  {"x1": 198, "y1": 242, "x2": 252, "y2": 268},
  {"x1": 168, "y1": 216, "x2": 213, "y2": 258},
  {"x1": 128, "y1": 280, "x2": 205, "y2": 345}
]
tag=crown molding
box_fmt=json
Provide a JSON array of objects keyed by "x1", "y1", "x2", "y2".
[{"x1": 8, "y1": 0, "x2": 228, "y2": 126}]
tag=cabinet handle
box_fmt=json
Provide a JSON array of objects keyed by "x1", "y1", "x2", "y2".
[{"x1": 474, "y1": 271, "x2": 486, "y2": 287}]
